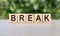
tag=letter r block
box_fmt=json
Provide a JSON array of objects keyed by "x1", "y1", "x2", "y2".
[
  {"x1": 18, "y1": 14, "x2": 26, "y2": 23},
  {"x1": 9, "y1": 14, "x2": 18, "y2": 23},
  {"x1": 43, "y1": 14, "x2": 51, "y2": 23}
]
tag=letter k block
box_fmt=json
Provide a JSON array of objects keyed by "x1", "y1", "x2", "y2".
[{"x1": 43, "y1": 14, "x2": 51, "y2": 23}]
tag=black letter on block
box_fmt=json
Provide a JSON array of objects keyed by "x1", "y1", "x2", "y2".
[
  {"x1": 11, "y1": 15, "x2": 16, "y2": 21},
  {"x1": 28, "y1": 15, "x2": 32, "y2": 21},
  {"x1": 36, "y1": 15, "x2": 41, "y2": 21},
  {"x1": 19, "y1": 15, "x2": 24, "y2": 21},
  {"x1": 44, "y1": 15, "x2": 49, "y2": 21}
]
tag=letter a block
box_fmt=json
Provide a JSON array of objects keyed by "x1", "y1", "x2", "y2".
[
  {"x1": 9, "y1": 14, "x2": 18, "y2": 23},
  {"x1": 43, "y1": 14, "x2": 51, "y2": 23},
  {"x1": 35, "y1": 14, "x2": 42, "y2": 23}
]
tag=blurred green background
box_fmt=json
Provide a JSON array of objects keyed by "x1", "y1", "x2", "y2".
[{"x1": 0, "y1": 0, "x2": 60, "y2": 19}]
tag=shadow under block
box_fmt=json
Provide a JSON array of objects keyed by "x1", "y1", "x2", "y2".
[{"x1": 9, "y1": 14, "x2": 18, "y2": 23}]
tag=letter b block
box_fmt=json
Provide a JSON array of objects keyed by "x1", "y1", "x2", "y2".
[{"x1": 9, "y1": 14, "x2": 18, "y2": 23}]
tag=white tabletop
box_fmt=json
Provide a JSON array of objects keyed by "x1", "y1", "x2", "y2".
[{"x1": 0, "y1": 20, "x2": 60, "y2": 36}]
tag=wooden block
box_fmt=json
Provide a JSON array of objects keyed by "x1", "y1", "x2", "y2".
[
  {"x1": 43, "y1": 14, "x2": 51, "y2": 23},
  {"x1": 18, "y1": 14, "x2": 26, "y2": 23},
  {"x1": 9, "y1": 14, "x2": 51, "y2": 23},
  {"x1": 35, "y1": 14, "x2": 43, "y2": 23},
  {"x1": 9, "y1": 14, "x2": 18, "y2": 23},
  {"x1": 25, "y1": 14, "x2": 35, "y2": 23}
]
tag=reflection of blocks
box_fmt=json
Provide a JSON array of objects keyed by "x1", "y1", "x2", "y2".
[
  {"x1": 35, "y1": 14, "x2": 42, "y2": 23},
  {"x1": 25, "y1": 14, "x2": 35, "y2": 23},
  {"x1": 9, "y1": 14, "x2": 18, "y2": 23},
  {"x1": 43, "y1": 14, "x2": 51, "y2": 23},
  {"x1": 18, "y1": 14, "x2": 26, "y2": 23}
]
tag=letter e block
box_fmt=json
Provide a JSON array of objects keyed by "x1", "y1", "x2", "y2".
[{"x1": 25, "y1": 14, "x2": 35, "y2": 23}]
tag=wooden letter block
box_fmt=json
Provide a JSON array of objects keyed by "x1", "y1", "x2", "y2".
[
  {"x1": 43, "y1": 14, "x2": 51, "y2": 23},
  {"x1": 18, "y1": 14, "x2": 26, "y2": 23},
  {"x1": 9, "y1": 14, "x2": 51, "y2": 23},
  {"x1": 25, "y1": 14, "x2": 35, "y2": 23},
  {"x1": 9, "y1": 14, "x2": 18, "y2": 23},
  {"x1": 35, "y1": 14, "x2": 42, "y2": 23}
]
